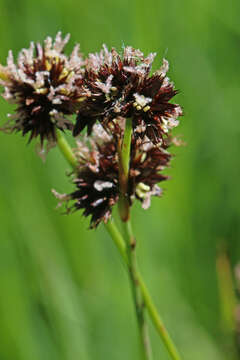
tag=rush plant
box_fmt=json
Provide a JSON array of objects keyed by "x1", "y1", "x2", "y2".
[{"x1": 0, "y1": 32, "x2": 183, "y2": 360}]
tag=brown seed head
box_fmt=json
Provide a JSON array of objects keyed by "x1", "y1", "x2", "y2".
[
  {"x1": 0, "y1": 32, "x2": 85, "y2": 146},
  {"x1": 74, "y1": 45, "x2": 182, "y2": 145},
  {"x1": 55, "y1": 125, "x2": 172, "y2": 228}
]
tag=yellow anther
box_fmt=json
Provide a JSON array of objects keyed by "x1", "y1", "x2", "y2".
[
  {"x1": 136, "y1": 105, "x2": 142, "y2": 111},
  {"x1": 136, "y1": 182, "x2": 150, "y2": 199},
  {"x1": 0, "y1": 65, "x2": 10, "y2": 81},
  {"x1": 45, "y1": 60, "x2": 52, "y2": 71},
  {"x1": 143, "y1": 105, "x2": 150, "y2": 112},
  {"x1": 59, "y1": 87, "x2": 69, "y2": 95},
  {"x1": 59, "y1": 68, "x2": 69, "y2": 80},
  {"x1": 54, "y1": 56, "x2": 59, "y2": 64},
  {"x1": 140, "y1": 153, "x2": 147, "y2": 163},
  {"x1": 133, "y1": 102, "x2": 138, "y2": 107},
  {"x1": 0, "y1": 72, "x2": 9, "y2": 81},
  {"x1": 76, "y1": 96, "x2": 86, "y2": 102},
  {"x1": 67, "y1": 71, "x2": 74, "y2": 80},
  {"x1": 35, "y1": 87, "x2": 48, "y2": 95},
  {"x1": 136, "y1": 188, "x2": 145, "y2": 199},
  {"x1": 139, "y1": 182, "x2": 150, "y2": 192}
]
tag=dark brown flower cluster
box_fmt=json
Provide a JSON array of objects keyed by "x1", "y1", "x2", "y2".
[
  {"x1": 0, "y1": 37, "x2": 182, "y2": 148},
  {"x1": 74, "y1": 46, "x2": 182, "y2": 145},
  {"x1": 54, "y1": 125, "x2": 172, "y2": 228},
  {"x1": 0, "y1": 32, "x2": 85, "y2": 145},
  {"x1": 0, "y1": 34, "x2": 182, "y2": 227}
]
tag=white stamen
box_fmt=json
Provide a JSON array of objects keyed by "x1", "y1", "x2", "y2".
[
  {"x1": 94, "y1": 180, "x2": 113, "y2": 192},
  {"x1": 133, "y1": 93, "x2": 152, "y2": 110},
  {"x1": 158, "y1": 58, "x2": 169, "y2": 76}
]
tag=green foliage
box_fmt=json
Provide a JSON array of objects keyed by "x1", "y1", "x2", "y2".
[{"x1": 0, "y1": 0, "x2": 240, "y2": 358}]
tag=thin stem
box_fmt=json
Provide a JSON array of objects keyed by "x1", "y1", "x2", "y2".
[
  {"x1": 104, "y1": 220, "x2": 128, "y2": 265},
  {"x1": 124, "y1": 220, "x2": 153, "y2": 360},
  {"x1": 56, "y1": 132, "x2": 182, "y2": 360},
  {"x1": 121, "y1": 118, "x2": 132, "y2": 177},
  {"x1": 118, "y1": 118, "x2": 132, "y2": 222},
  {"x1": 105, "y1": 220, "x2": 182, "y2": 360},
  {"x1": 118, "y1": 119, "x2": 153, "y2": 360},
  {"x1": 138, "y1": 277, "x2": 182, "y2": 360},
  {"x1": 56, "y1": 130, "x2": 78, "y2": 169}
]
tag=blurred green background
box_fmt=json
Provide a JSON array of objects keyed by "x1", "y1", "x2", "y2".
[{"x1": 0, "y1": 0, "x2": 240, "y2": 359}]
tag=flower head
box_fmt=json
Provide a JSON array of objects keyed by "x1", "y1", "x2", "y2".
[
  {"x1": 54, "y1": 125, "x2": 172, "y2": 228},
  {"x1": 0, "y1": 32, "x2": 85, "y2": 146},
  {"x1": 73, "y1": 45, "x2": 182, "y2": 145}
]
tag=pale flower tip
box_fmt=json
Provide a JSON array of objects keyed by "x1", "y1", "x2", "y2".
[
  {"x1": 64, "y1": 32, "x2": 71, "y2": 44},
  {"x1": 141, "y1": 196, "x2": 151, "y2": 210},
  {"x1": 56, "y1": 30, "x2": 62, "y2": 38},
  {"x1": 51, "y1": 189, "x2": 70, "y2": 208},
  {"x1": 51, "y1": 188, "x2": 64, "y2": 199},
  {"x1": 172, "y1": 136, "x2": 187, "y2": 147},
  {"x1": 103, "y1": 43, "x2": 109, "y2": 53},
  {"x1": 35, "y1": 142, "x2": 47, "y2": 162},
  {"x1": 156, "y1": 58, "x2": 169, "y2": 76}
]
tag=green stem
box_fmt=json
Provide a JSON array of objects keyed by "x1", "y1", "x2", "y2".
[
  {"x1": 56, "y1": 130, "x2": 78, "y2": 169},
  {"x1": 104, "y1": 220, "x2": 128, "y2": 265},
  {"x1": 124, "y1": 220, "x2": 153, "y2": 360},
  {"x1": 105, "y1": 221, "x2": 182, "y2": 360},
  {"x1": 121, "y1": 118, "x2": 132, "y2": 177},
  {"x1": 138, "y1": 277, "x2": 181, "y2": 360},
  {"x1": 118, "y1": 119, "x2": 152, "y2": 360},
  {"x1": 56, "y1": 131, "x2": 182, "y2": 360},
  {"x1": 118, "y1": 118, "x2": 132, "y2": 222}
]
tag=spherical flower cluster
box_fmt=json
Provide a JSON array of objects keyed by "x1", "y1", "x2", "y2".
[
  {"x1": 53, "y1": 125, "x2": 172, "y2": 228},
  {"x1": 74, "y1": 45, "x2": 182, "y2": 145},
  {"x1": 0, "y1": 32, "x2": 85, "y2": 145}
]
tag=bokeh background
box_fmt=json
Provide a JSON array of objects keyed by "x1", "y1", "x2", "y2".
[{"x1": 0, "y1": 0, "x2": 240, "y2": 359}]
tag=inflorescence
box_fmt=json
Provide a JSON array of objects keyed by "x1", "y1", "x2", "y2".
[
  {"x1": 53, "y1": 124, "x2": 172, "y2": 228},
  {"x1": 0, "y1": 32, "x2": 183, "y2": 228},
  {"x1": 74, "y1": 45, "x2": 182, "y2": 145},
  {"x1": 0, "y1": 32, "x2": 85, "y2": 145}
]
